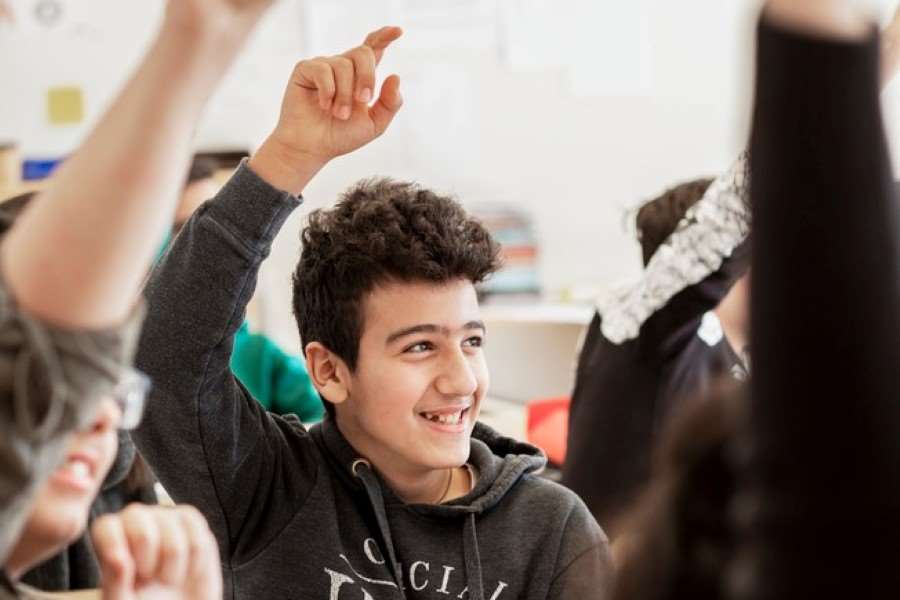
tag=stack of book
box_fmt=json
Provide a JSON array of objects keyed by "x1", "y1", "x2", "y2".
[{"x1": 472, "y1": 204, "x2": 541, "y2": 300}]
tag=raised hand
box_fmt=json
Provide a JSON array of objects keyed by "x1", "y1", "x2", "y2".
[
  {"x1": 763, "y1": 0, "x2": 869, "y2": 40},
  {"x1": 279, "y1": 26, "x2": 403, "y2": 159},
  {"x1": 92, "y1": 504, "x2": 222, "y2": 600},
  {"x1": 0, "y1": 0, "x2": 12, "y2": 24},
  {"x1": 882, "y1": 6, "x2": 900, "y2": 87},
  {"x1": 249, "y1": 27, "x2": 404, "y2": 194}
]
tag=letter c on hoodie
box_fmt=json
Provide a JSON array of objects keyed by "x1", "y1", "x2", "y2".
[
  {"x1": 364, "y1": 538, "x2": 386, "y2": 565},
  {"x1": 410, "y1": 561, "x2": 430, "y2": 591}
]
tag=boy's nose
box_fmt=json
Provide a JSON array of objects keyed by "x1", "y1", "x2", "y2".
[{"x1": 435, "y1": 350, "x2": 478, "y2": 398}]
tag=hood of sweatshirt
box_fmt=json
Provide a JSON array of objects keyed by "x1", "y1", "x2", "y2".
[{"x1": 311, "y1": 416, "x2": 547, "y2": 600}]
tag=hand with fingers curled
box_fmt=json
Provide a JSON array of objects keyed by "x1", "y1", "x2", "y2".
[
  {"x1": 248, "y1": 26, "x2": 405, "y2": 194},
  {"x1": 91, "y1": 504, "x2": 222, "y2": 600}
]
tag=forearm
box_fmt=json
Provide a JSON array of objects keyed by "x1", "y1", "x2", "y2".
[
  {"x1": 751, "y1": 10, "x2": 895, "y2": 488},
  {"x1": 0, "y1": 15, "x2": 261, "y2": 330},
  {"x1": 743, "y1": 7, "x2": 900, "y2": 594},
  {"x1": 249, "y1": 137, "x2": 328, "y2": 197}
]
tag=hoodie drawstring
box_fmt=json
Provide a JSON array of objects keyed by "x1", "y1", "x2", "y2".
[
  {"x1": 353, "y1": 459, "x2": 408, "y2": 599},
  {"x1": 463, "y1": 513, "x2": 485, "y2": 600}
]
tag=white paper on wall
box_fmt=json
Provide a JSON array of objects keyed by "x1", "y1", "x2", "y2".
[
  {"x1": 301, "y1": 0, "x2": 498, "y2": 56},
  {"x1": 499, "y1": 0, "x2": 651, "y2": 96},
  {"x1": 390, "y1": 62, "x2": 479, "y2": 175},
  {"x1": 497, "y1": 0, "x2": 566, "y2": 70},
  {"x1": 387, "y1": 0, "x2": 498, "y2": 51},
  {"x1": 195, "y1": 0, "x2": 306, "y2": 150},
  {"x1": 565, "y1": 0, "x2": 651, "y2": 97},
  {"x1": 300, "y1": 0, "x2": 391, "y2": 56}
]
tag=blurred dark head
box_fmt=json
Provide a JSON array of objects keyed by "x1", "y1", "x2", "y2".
[
  {"x1": 174, "y1": 156, "x2": 221, "y2": 231},
  {"x1": 636, "y1": 178, "x2": 714, "y2": 266},
  {"x1": 612, "y1": 380, "x2": 745, "y2": 600},
  {"x1": 185, "y1": 156, "x2": 219, "y2": 186}
]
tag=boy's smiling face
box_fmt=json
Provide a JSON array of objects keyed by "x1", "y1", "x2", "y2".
[{"x1": 333, "y1": 278, "x2": 488, "y2": 478}]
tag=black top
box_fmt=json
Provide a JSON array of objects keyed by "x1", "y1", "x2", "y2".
[{"x1": 563, "y1": 155, "x2": 751, "y2": 530}]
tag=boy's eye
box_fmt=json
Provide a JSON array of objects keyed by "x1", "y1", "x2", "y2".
[
  {"x1": 404, "y1": 341, "x2": 434, "y2": 354},
  {"x1": 463, "y1": 335, "x2": 484, "y2": 349}
]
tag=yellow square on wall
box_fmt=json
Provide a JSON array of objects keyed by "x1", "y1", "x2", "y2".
[{"x1": 46, "y1": 86, "x2": 84, "y2": 125}]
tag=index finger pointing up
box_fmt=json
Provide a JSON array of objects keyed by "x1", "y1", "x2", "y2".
[{"x1": 363, "y1": 26, "x2": 403, "y2": 65}]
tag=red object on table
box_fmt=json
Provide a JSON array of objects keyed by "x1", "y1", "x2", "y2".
[{"x1": 526, "y1": 396, "x2": 570, "y2": 466}]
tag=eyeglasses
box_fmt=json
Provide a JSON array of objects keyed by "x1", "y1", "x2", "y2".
[{"x1": 110, "y1": 368, "x2": 151, "y2": 430}]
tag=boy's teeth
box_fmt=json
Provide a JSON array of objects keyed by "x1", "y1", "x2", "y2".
[
  {"x1": 67, "y1": 460, "x2": 90, "y2": 480},
  {"x1": 424, "y1": 410, "x2": 463, "y2": 425}
]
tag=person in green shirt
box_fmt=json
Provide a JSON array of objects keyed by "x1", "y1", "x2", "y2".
[{"x1": 230, "y1": 321, "x2": 322, "y2": 421}]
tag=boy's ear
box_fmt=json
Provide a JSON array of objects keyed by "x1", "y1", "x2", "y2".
[{"x1": 305, "y1": 342, "x2": 351, "y2": 407}]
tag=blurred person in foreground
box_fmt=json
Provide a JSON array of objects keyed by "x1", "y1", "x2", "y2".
[
  {"x1": 613, "y1": 0, "x2": 900, "y2": 597},
  {"x1": 0, "y1": 0, "x2": 279, "y2": 596}
]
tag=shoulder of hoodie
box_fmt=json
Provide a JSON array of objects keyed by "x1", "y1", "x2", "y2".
[
  {"x1": 473, "y1": 423, "x2": 608, "y2": 546},
  {"x1": 499, "y1": 472, "x2": 612, "y2": 580},
  {"x1": 514, "y1": 472, "x2": 608, "y2": 543}
]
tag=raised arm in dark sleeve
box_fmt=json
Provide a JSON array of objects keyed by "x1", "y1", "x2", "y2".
[
  {"x1": 740, "y1": 16, "x2": 900, "y2": 596},
  {"x1": 132, "y1": 162, "x2": 319, "y2": 566}
]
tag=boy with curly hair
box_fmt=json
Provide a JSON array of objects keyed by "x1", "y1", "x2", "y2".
[{"x1": 133, "y1": 27, "x2": 612, "y2": 600}]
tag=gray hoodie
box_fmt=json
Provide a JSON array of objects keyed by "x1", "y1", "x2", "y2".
[{"x1": 132, "y1": 162, "x2": 613, "y2": 599}]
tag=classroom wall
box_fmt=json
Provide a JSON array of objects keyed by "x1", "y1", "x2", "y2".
[
  {"x1": 0, "y1": 0, "x2": 303, "y2": 155},
  {"x1": 3, "y1": 0, "x2": 900, "y2": 356},
  {"x1": 0, "y1": 1, "x2": 161, "y2": 157}
]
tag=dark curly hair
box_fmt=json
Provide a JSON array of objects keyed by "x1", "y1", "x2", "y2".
[
  {"x1": 292, "y1": 178, "x2": 501, "y2": 399},
  {"x1": 636, "y1": 178, "x2": 714, "y2": 266}
]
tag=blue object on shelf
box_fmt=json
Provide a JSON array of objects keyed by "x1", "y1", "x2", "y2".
[{"x1": 22, "y1": 158, "x2": 63, "y2": 181}]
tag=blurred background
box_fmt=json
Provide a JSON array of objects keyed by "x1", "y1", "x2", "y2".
[{"x1": 2, "y1": 0, "x2": 899, "y2": 403}]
